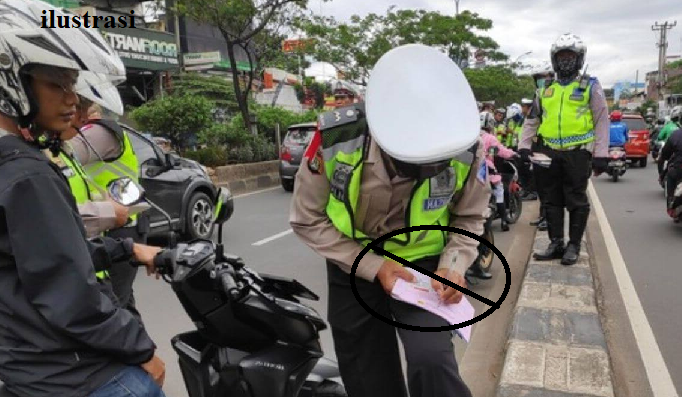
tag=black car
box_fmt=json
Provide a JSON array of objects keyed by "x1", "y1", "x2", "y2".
[{"x1": 123, "y1": 125, "x2": 233, "y2": 241}]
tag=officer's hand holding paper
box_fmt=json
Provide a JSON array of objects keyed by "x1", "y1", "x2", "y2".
[{"x1": 391, "y1": 269, "x2": 475, "y2": 342}]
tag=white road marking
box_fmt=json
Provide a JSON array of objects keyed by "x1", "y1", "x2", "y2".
[
  {"x1": 234, "y1": 186, "x2": 281, "y2": 198},
  {"x1": 588, "y1": 181, "x2": 679, "y2": 397},
  {"x1": 252, "y1": 229, "x2": 294, "y2": 246}
]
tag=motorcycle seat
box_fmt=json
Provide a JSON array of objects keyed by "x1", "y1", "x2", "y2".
[{"x1": 0, "y1": 384, "x2": 17, "y2": 397}]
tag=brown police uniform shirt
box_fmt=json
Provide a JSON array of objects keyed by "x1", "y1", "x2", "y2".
[{"x1": 290, "y1": 135, "x2": 491, "y2": 282}]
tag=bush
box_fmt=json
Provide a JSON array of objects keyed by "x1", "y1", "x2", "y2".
[
  {"x1": 230, "y1": 145, "x2": 255, "y2": 163},
  {"x1": 184, "y1": 146, "x2": 229, "y2": 168}
]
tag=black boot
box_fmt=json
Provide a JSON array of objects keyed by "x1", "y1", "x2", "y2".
[
  {"x1": 497, "y1": 203, "x2": 510, "y2": 232},
  {"x1": 538, "y1": 218, "x2": 548, "y2": 231},
  {"x1": 530, "y1": 217, "x2": 545, "y2": 226},
  {"x1": 467, "y1": 261, "x2": 492, "y2": 280},
  {"x1": 562, "y1": 207, "x2": 590, "y2": 266},
  {"x1": 534, "y1": 206, "x2": 565, "y2": 260}
]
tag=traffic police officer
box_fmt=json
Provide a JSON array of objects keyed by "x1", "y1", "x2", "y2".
[
  {"x1": 519, "y1": 34, "x2": 610, "y2": 265},
  {"x1": 292, "y1": 45, "x2": 489, "y2": 397},
  {"x1": 69, "y1": 79, "x2": 149, "y2": 319}
]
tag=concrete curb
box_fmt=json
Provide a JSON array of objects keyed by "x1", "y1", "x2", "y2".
[
  {"x1": 210, "y1": 160, "x2": 281, "y2": 195},
  {"x1": 495, "y1": 232, "x2": 616, "y2": 396}
]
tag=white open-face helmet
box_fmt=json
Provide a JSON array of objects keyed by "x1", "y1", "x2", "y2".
[
  {"x1": 365, "y1": 44, "x2": 480, "y2": 164},
  {"x1": 0, "y1": 0, "x2": 126, "y2": 125},
  {"x1": 551, "y1": 33, "x2": 587, "y2": 73},
  {"x1": 507, "y1": 103, "x2": 522, "y2": 119},
  {"x1": 76, "y1": 72, "x2": 125, "y2": 115}
]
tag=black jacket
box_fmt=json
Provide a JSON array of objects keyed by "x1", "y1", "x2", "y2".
[
  {"x1": 659, "y1": 128, "x2": 682, "y2": 176},
  {"x1": 0, "y1": 134, "x2": 155, "y2": 397}
]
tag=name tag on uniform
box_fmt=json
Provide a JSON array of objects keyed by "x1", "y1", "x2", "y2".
[
  {"x1": 569, "y1": 88, "x2": 585, "y2": 101},
  {"x1": 424, "y1": 168, "x2": 455, "y2": 211}
]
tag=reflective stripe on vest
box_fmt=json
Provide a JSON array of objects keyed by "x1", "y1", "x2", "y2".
[
  {"x1": 323, "y1": 135, "x2": 473, "y2": 263},
  {"x1": 538, "y1": 80, "x2": 595, "y2": 149},
  {"x1": 82, "y1": 122, "x2": 140, "y2": 221},
  {"x1": 58, "y1": 150, "x2": 104, "y2": 204}
]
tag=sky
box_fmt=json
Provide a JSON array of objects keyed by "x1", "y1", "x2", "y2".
[{"x1": 308, "y1": 0, "x2": 682, "y2": 88}]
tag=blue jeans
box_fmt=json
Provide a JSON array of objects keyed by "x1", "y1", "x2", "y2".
[{"x1": 89, "y1": 366, "x2": 166, "y2": 397}]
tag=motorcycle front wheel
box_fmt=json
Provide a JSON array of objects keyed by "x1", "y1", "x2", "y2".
[{"x1": 507, "y1": 193, "x2": 522, "y2": 224}]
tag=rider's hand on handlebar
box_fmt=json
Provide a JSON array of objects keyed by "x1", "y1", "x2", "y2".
[
  {"x1": 141, "y1": 354, "x2": 166, "y2": 387},
  {"x1": 133, "y1": 243, "x2": 162, "y2": 278},
  {"x1": 376, "y1": 259, "x2": 415, "y2": 294}
]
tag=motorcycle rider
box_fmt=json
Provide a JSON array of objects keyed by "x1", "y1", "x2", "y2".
[
  {"x1": 0, "y1": 1, "x2": 165, "y2": 396},
  {"x1": 291, "y1": 44, "x2": 488, "y2": 397},
  {"x1": 494, "y1": 107, "x2": 511, "y2": 146},
  {"x1": 659, "y1": 107, "x2": 682, "y2": 221},
  {"x1": 519, "y1": 33, "x2": 610, "y2": 266},
  {"x1": 657, "y1": 107, "x2": 682, "y2": 144},
  {"x1": 608, "y1": 110, "x2": 629, "y2": 148},
  {"x1": 481, "y1": 111, "x2": 517, "y2": 232}
]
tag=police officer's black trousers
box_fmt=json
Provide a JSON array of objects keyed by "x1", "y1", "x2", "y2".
[
  {"x1": 326, "y1": 257, "x2": 472, "y2": 397},
  {"x1": 541, "y1": 148, "x2": 592, "y2": 245},
  {"x1": 106, "y1": 215, "x2": 150, "y2": 321}
]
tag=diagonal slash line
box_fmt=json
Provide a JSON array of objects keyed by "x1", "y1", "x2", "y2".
[{"x1": 372, "y1": 246, "x2": 498, "y2": 308}]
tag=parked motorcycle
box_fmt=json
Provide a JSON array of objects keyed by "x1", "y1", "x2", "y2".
[
  {"x1": 606, "y1": 147, "x2": 627, "y2": 182},
  {"x1": 109, "y1": 178, "x2": 347, "y2": 397},
  {"x1": 466, "y1": 157, "x2": 521, "y2": 285}
]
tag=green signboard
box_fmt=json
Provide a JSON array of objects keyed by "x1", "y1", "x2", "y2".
[{"x1": 101, "y1": 26, "x2": 179, "y2": 71}]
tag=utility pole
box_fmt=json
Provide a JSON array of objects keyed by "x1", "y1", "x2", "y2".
[
  {"x1": 455, "y1": 0, "x2": 460, "y2": 16},
  {"x1": 652, "y1": 21, "x2": 677, "y2": 102}
]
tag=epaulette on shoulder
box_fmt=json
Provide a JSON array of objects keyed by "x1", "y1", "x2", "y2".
[{"x1": 318, "y1": 103, "x2": 365, "y2": 131}]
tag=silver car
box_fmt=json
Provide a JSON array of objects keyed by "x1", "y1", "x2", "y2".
[{"x1": 279, "y1": 122, "x2": 317, "y2": 191}]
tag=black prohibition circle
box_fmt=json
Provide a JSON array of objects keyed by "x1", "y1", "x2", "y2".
[{"x1": 351, "y1": 226, "x2": 510, "y2": 332}]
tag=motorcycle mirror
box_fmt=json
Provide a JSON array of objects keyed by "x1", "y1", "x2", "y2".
[
  {"x1": 107, "y1": 177, "x2": 145, "y2": 206},
  {"x1": 213, "y1": 188, "x2": 233, "y2": 226}
]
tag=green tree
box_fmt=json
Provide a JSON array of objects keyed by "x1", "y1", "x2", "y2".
[
  {"x1": 175, "y1": 0, "x2": 308, "y2": 130},
  {"x1": 170, "y1": 73, "x2": 240, "y2": 121},
  {"x1": 295, "y1": 8, "x2": 506, "y2": 84},
  {"x1": 130, "y1": 94, "x2": 214, "y2": 152},
  {"x1": 463, "y1": 66, "x2": 535, "y2": 106}
]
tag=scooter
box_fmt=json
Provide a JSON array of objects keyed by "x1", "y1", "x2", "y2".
[
  {"x1": 664, "y1": 176, "x2": 682, "y2": 223},
  {"x1": 606, "y1": 147, "x2": 627, "y2": 182},
  {"x1": 652, "y1": 140, "x2": 665, "y2": 162},
  {"x1": 108, "y1": 179, "x2": 347, "y2": 397}
]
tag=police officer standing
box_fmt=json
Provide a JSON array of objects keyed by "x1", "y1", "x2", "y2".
[
  {"x1": 291, "y1": 45, "x2": 488, "y2": 397},
  {"x1": 69, "y1": 93, "x2": 149, "y2": 319},
  {"x1": 519, "y1": 34, "x2": 610, "y2": 266}
]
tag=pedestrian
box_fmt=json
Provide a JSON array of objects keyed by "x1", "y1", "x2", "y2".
[
  {"x1": 291, "y1": 44, "x2": 488, "y2": 397},
  {"x1": 519, "y1": 33, "x2": 610, "y2": 266},
  {"x1": 494, "y1": 108, "x2": 510, "y2": 146}
]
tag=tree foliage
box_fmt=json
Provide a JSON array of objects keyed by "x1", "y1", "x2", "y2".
[
  {"x1": 463, "y1": 66, "x2": 535, "y2": 106},
  {"x1": 175, "y1": 0, "x2": 308, "y2": 130},
  {"x1": 130, "y1": 94, "x2": 214, "y2": 152},
  {"x1": 170, "y1": 73, "x2": 240, "y2": 120},
  {"x1": 295, "y1": 8, "x2": 506, "y2": 84}
]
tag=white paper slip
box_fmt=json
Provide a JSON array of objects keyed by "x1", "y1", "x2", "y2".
[
  {"x1": 530, "y1": 152, "x2": 552, "y2": 168},
  {"x1": 391, "y1": 269, "x2": 476, "y2": 342}
]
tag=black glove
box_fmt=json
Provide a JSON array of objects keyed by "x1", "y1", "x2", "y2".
[
  {"x1": 592, "y1": 157, "x2": 608, "y2": 175},
  {"x1": 518, "y1": 148, "x2": 532, "y2": 163}
]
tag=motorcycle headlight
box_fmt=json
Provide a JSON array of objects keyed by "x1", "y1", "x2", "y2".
[{"x1": 274, "y1": 298, "x2": 322, "y2": 320}]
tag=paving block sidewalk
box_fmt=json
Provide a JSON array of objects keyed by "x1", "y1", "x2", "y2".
[{"x1": 496, "y1": 234, "x2": 615, "y2": 397}]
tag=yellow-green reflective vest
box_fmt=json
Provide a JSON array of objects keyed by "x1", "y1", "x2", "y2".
[
  {"x1": 495, "y1": 123, "x2": 510, "y2": 146},
  {"x1": 54, "y1": 150, "x2": 109, "y2": 280},
  {"x1": 321, "y1": 127, "x2": 474, "y2": 263},
  {"x1": 538, "y1": 79, "x2": 595, "y2": 149},
  {"x1": 82, "y1": 120, "x2": 140, "y2": 222}
]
